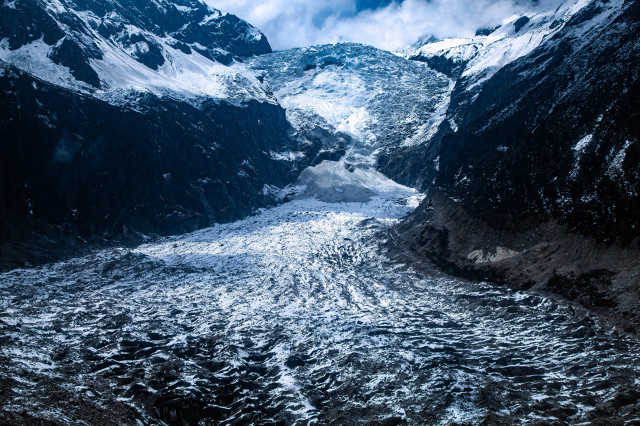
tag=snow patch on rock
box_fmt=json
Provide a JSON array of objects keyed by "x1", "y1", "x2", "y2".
[
  {"x1": 468, "y1": 247, "x2": 520, "y2": 264},
  {"x1": 573, "y1": 134, "x2": 593, "y2": 152}
]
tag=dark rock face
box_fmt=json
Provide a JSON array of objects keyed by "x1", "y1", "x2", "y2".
[
  {"x1": 0, "y1": 0, "x2": 289, "y2": 270},
  {"x1": 406, "y1": 53, "x2": 470, "y2": 80},
  {"x1": 47, "y1": 36, "x2": 103, "y2": 86},
  {"x1": 121, "y1": 32, "x2": 166, "y2": 70},
  {"x1": 0, "y1": 64, "x2": 317, "y2": 269},
  {"x1": 475, "y1": 25, "x2": 501, "y2": 36},
  {"x1": 377, "y1": 121, "x2": 449, "y2": 191},
  {"x1": 436, "y1": 0, "x2": 640, "y2": 242},
  {"x1": 74, "y1": 0, "x2": 273, "y2": 60},
  {"x1": 394, "y1": 0, "x2": 640, "y2": 333},
  {"x1": 0, "y1": 0, "x2": 64, "y2": 49},
  {"x1": 513, "y1": 16, "x2": 531, "y2": 32}
]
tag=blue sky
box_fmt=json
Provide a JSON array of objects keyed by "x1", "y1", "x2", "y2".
[{"x1": 206, "y1": 0, "x2": 555, "y2": 51}]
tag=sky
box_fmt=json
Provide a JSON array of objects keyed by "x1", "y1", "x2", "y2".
[{"x1": 206, "y1": 0, "x2": 556, "y2": 51}]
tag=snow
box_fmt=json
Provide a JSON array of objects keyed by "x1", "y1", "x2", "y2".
[
  {"x1": 173, "y1": 4, "x2": 195, "y2": 13},
  {"x1": 567, "y1": 0, "x2": 594, "y2": 16},
  {"x1": 244, "y1": 25, "x2": 264, "y2": 42},
  {"x1": 276, "y1": 68, "x2": 374, "y2": 139},
  {"x1": 270, "y1": 150, "x2": 305, "y2": 161},
  {"x1": 291, "y1": 160, "x2": 419, "y2": 203},
  {"x1": 201, "y1": 10, "x2": 223, "y2": 24},
  {"x1": 44, "y1": 0, "x2": 67, "y2": 14},
  {"x1": 607, "y1": 140, "x2": 632, "y2": 178},
  {"x1": 1, "y1": 0, "x2": 640, "y2": 421},
  {"x1": 135, "y1": 161, "x2": 422, "y2": 267},
  {"x1": 468, "y1": 247, "x2": 520, "y2": 264},
  {"x1": 2, "y1": 176, "x2": 639, "y2": 422},
  {"x1": 573, "y1": 134, "x2": 593, "y2": 152},
  {"x1": 1, "y1": 33, "x2": 270, "y2": 104},
  {"x1": 399, "y1": 0, "x2": 616, "y2": 88},
  {"x1": 0, "y1": 37, "x2": 89, "y2": 90},
  {"x1": 569, "y1": 134, "x2": 595, "y2": 179},
  {"x1": 248, "y1": 44, "x2": 452, "y2": 166},
  {"x1": 462, "y1": 28, "x2": 550, "y2": 82},
  {"x1": 90, "y1": 35, "x2": 272, "y2": 105},
  {"x1": 406, "y1": 37, "x2": 480, "y2": 64},
  {"x1": 2, "y1": 150, "x2": 640, "y2": 422},
  {"x1": 0, "y1": 3, "x2": 272, "y2": 107}
]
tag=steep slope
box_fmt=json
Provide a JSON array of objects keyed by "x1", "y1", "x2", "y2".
[
  {"x1": 0, "y1": 0, "x2": 320, "y2": 270},
  {"x1": 395, "y1": 0, "x2": 640, "y2": 333},
  {"x1": 382, "y1": 0, "x2": 604, "y2": 190}
]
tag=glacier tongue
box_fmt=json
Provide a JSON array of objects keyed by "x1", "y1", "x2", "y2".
[{"x1": 2, "y1": 170, "x2": 640, "y2": 424}]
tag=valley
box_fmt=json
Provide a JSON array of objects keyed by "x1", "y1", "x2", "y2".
[
  {"x1": 1, "y1": 0, "x2": 640, "y2": 423},
  {"x1": 2, "y1": 165, "x2": 640, "y2": 424}
]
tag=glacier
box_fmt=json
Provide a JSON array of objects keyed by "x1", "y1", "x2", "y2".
[{"x1": 1, "y1": 166, "x2": 640, "y2": 424}]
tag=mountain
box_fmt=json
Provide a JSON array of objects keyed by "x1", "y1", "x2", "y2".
[
  {"x1": 392, "y1": 0, "x2": 640, "y2": 333},
  {"x1": 0, "y1": 1, "x2": 452, "y2": 270},
  {"x1": 2, "y1": 0, "x2": 638, "y2": 332},
  {"x1": 0, "y1": 0, "x2": 312, "y2": 269},
  {"x1": 243, "y1": 43, "x2": 453, "y2": 204},
  {"x1": 382, "y1": 0, "x2": 608, "y2": 190},
  {"x1": 0, "y1": 0, "x2": 271, "y2": 90},
  {"x1": 3, "y1": 0, "x2": 640, "y2": 423}
]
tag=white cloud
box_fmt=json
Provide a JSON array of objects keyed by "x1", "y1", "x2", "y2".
[{"x1": 206, "y1": 0, "x2": 560, "y2": 51}]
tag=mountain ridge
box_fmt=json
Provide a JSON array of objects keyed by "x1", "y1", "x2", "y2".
[
  {"x1": 392, "y1": 0, "x2": 640, "y2": 334},
  {"x1": 0, "y1": 1, "x2": 450, "y2": 269},
  {"x1": 0, "y1": 0, "x2": 306, "y2": 269}
]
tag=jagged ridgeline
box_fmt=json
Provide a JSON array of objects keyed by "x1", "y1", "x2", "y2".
[{"x1": 0, "y1": 0, "x2": 273, "y2": 82}]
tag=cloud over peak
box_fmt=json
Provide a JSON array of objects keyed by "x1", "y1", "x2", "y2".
[{"x1": 206, "y1": 0, "x2": 561, "y2": 51}]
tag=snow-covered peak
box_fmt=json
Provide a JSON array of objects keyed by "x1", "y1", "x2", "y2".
[
  {"x1": 399, "y1": 0, "x2": 601, "y2": 83},
  {"x1": 0, "y1": 0, "x2": 273, "y2": 104}
]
